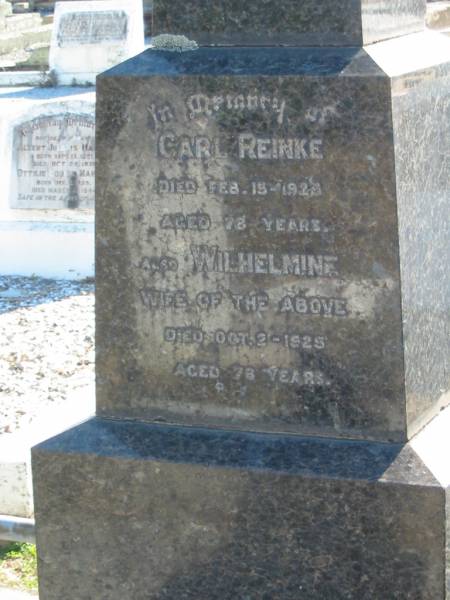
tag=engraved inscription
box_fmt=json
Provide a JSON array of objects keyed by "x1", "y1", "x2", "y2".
[
  {"x1": 148, "y1": 102, "x2": 176, "y2": 130},
  {"x1": 57, "y1": 11, "x2": 128, "y2": 46},
  {"x1": 260, "y1": 216, "x2": 327, "y2": 233},
  {"x1": 204, "y1": 178, "x2": 323, "y2": 198},
  {"x1": 186, "y1": 93, "x2": 287, "y2": 124},
  {"x1": 279, "y1": 295, "x2": 348, "y2": 316},
  {"x1": 157, "y1": 133, "x2": 324, "y2": 161},
  {"x1": 11, "y1": 114, "x2": 95, "y2": 209},
  {"x1": 174, "y1": 362, "x2": 330, "y2": 388},
  {"x1": 97, "y1": 61, "x2": 407, "y2": 441},
  {"x1": 238, "y1": 133, "x2": 323, "y2": 160},
  {"x1": 160, "y1": 212, "x2": 211, "y2": 231},
  {"x1": 139, "y1": 288, "x2": 189, "y2": 310},
  {"x1": 133, "y1": 84, "x2": 369, "y2": 410},
  {"x1": 190, "y1": 245, "x2": 338, "y2": 277},
  {"x1": 139, "y1": 256, "x2": 178, "y2": 274},
  {"x1": 164, "y1": 327, "x2": 327, "y2": 350},
  {"x1": 157, "y1": 176, "x2": 198, "y2": 194},
  {"x1": 138, "y1": 287, "x2": 349, "y2": 319}
]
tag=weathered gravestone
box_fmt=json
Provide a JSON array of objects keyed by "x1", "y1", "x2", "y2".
[
  {"x1": 32, "y1": 0, "x2": 154, "y2": 37},
  {"x1": 10, "y1": 112, "x2": 95, "y2": 209},
  {"x1": 32, "y1": 1, "x2": 450, "y2": 598},
  {"x1": 49, "y1": 0, "x2": 144, "y2": 85},
  {"x1": 0, "y1": 88, "x2": 95, "y2": 278}
]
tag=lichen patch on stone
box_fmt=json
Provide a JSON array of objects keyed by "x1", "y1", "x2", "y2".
[{"x1": 151, "y1": 34, "x2": 198, "y2": 52}]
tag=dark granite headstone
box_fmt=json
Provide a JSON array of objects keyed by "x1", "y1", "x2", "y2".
[
  {"x1": 33, "y1": 3, "x2": 450, "y2": 599},
  {"x1": 92, "y1": 43, "x2": 449, "y2": 444},
  {"x1": 153, "y1": 0, "x2": 427, "y2": 46},
  {"x1": 33, "y1": 417, "x2": 449, "y2": 599}
]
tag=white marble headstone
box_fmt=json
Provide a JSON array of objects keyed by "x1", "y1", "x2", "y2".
[
  {"x1": 0, "y1": 87, "x2": 96, "y2": 279},
  {"x1": 49, "y1": 0, "x2": 144, "y2": 85},
  {"x1": 10, "y1": 112, "x2": 95, "y2": 209}
]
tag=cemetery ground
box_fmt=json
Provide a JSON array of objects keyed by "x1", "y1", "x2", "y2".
[
  {"x1": 0, "y1": 274, "x2": 95, "y2": 598},
  {"x1": 0, "y1": 541, "x2": 37, "y2": 595},
  {"x1": 0, "y1": 275, "x2": 95, "y2": 436}
]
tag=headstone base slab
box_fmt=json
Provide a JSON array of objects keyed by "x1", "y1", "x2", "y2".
[{"x1": 32, "y1": 417, "x2": 448, "y2": 600}]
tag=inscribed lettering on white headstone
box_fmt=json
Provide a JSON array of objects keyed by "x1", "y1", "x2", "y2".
[
  {"x1": 10, "y1": 113, "x2": 95, "y2": 209},
  {"x1": 49, "y1": 0, "x2": 144, "y2": 84},
  {"x1": 57, "y1": 10, "x2": 128, "y2": 46}
]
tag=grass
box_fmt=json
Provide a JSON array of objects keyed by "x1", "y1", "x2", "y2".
[{"x1": 0, "y1": 542, "x2": 38, "y2": 592}]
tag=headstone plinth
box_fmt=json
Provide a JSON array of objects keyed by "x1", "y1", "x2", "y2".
[
  {"x1": 33, "y1": 415, "x2": 449, "y2": 599},
  {"x1": 33, "y1": 2, "x2": 450, "y2": 598}
]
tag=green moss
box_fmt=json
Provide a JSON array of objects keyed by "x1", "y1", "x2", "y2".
[{"x1": 0, "y1": 542, "x2": 38, "y2": 591}]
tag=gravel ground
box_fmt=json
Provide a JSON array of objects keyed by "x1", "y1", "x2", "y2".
[{"x1": 0, "y1": 275, "x2": 95, "y2": 436}]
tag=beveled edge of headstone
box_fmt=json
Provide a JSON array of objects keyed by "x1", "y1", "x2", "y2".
[
  {"x1": 152, "y1": 0, "x2": 426, "y2": 47},
  {"x1": 97, "y1": 45, "x2": 387, "y2": 80},
  {"x1": 32, "y1": 417, "x2": 443, "y2": 488}
]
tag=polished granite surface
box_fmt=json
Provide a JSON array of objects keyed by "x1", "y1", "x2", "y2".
[
  {"x1": 152, "y1": 0, "x2": 426, "y2": 46},
  {"x1": 96, "y1": 36, "x2": 450, "y2": 443},
  {"x1": 32, "y1": 417, "x2": 447, "y2": 600}
]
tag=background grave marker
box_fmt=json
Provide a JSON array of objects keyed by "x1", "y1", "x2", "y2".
[{"x1": 49, "y1": 0, "x2": 144, "y2": 85}]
